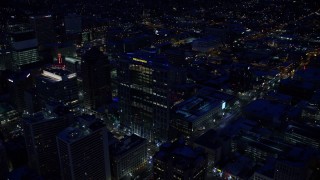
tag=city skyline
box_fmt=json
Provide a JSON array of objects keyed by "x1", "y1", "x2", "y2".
[{"x1": 0, "y1": 0, "x2": 320, "y2": 179}]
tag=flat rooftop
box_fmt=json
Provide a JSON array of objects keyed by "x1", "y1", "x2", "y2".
[
  {"x1": 123, "y1": 50, "x2": 171, "y2": 68},
  {"x1": 243, "y1": 99, "x2": 289, "y2": 122},
  {"x1": 110, "y1": 134, "x2": 147, "y2": 157},
  {"x1": 57, "y1": 114, "x2": 105, "y2": 143},
  {"x1": 44, "y1": 67, "x2": 73, "y2": 77},
  {"x1": 154, "y1": 140, "x2": 206, "y2": 170},
  {"x1": 23, "y1": 111, "x2": 58, "y2": 124},
  {"x1": 174, "y1": 87, "x2": 235, "y2": 122},
  {"x1": 40, "y1": 66, "x2": 76, "y2": 82}
]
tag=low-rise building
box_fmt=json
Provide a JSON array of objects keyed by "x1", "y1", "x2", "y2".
[
  {"x1": 194, "y1": 129, "x2": 230, "y2": 167},
  {"x1": 170, "y1": 88, "x2": 235, "y2": 140},
  {"x1": 153, "y1": 139, "x2": 208, "y2": 180}
]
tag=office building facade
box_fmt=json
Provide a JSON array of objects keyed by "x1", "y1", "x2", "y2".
[
  {"x1": 109, "y1": 134, "x2": 148, "y2": 180},
  {"x1": 0, "y1": 140, "x2": 8, "y2": 179},
  {"x1": 35, "y1": 66, "x2": 79, "y2": 109},
  {"x1": 64, "y1": 14, "x2": 82, "y2": 35},
  {"x1": 57, "y1": 115, "x2": 111, "y2": 180},
  {"x1": 7, "y1": 23, "x2": 39, "y2": 71},
  {"x1": 30, "y1": 15, "x2": 56, "y2": 48},
  {"x1": 153, "y1": 139, "x2": 208, "y2": 180},
  {"x1": 22, "y1": 107, "x2": 69, "y2": 178},
  {"x1": 81, "y1": 47, "x2": 112, "y2": 110},
  {"x1": 7, "y1": 72, "x2": 33, "y2": 113},
  {"x1": 117, "y1": 50, "x2": 186, "y2": 141}
]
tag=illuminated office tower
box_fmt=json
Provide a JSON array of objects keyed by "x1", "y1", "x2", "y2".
[
  {"x1": 57, "y1": 115, "x2": 111, "y2": 180},
  {"x1": 22, "y1": 104, "x2": 70, "y2": 179},
  {"x1": 109, "y1": 134, "x2": 148, "y2": 180},
  {"x1": 81, "y1": 47, "x2": 112, "y2": 110},
  {"x1": 7, "y1": 23, "x2": 39, "y2": 71},
  {"x1": 117, "y1": 50, "x2": 186, "y2": 141},
  {"x1": 35, "y1": 66, "x2": 79, "y2": 109}
]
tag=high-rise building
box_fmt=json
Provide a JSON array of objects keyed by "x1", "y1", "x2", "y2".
[
  {"x1": 81, "y1": 47, "x2": 112, "y2": 110},
  {"x1": 22, "y1": 104, "x2": 70, "y2": 179},
  {"x1": 24, "y1": 87, "x2": 42, "y2": 114},
  {"x1": 7, "y1": 23, "x2": 39, "y2": 71},
  {"x1": 0, "y1": 140, "x2": 8, "y2": 179},
  {"x1": 0, "y1": 49, "x2": 11, "y2": 71},
  {"x1": 0, "y1": 33, "x2": 10, "y2": 71},
  {"x1": 0, "y1": 102, "x2": 20, "y2": 140},
  {"x1": 64, "y1": 14, "x2": 82, "y2": 35},
  {"x1": 29, "y1": 15, "x2": 57, "y2": 63},
  {"x1": 231, "y1": 132, "x2": 291, "y2": 163},
  {"x1": 62, "y1": 57, "x2": 81, "y2": 74},
  {"x1": 57, "y1": 114, "x2": 111, "y2": 180},
  {"x1": 29, "y1": 15, "x2": 56, "y2": 49},
  {"x1": 153, "y1": 139, "x2": 208, "y2": 180},
  {"x1": 274, "y1": 148, "x2": 312, "y2": 180},
  {"x1": 35, "y1": 66, "x2": 79, "y2": 110},
  {"x1": 117, "y1": 50, "x2": 187, "y2": 141},
  {"x1": 7, "y1": 71, "x2": 33, "y2": 113},
  {"x1": 109, "y1": 134, "x2": 148, "y2": 180}
]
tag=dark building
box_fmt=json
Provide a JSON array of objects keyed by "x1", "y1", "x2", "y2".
[
  {"x1": 64, "y1": 14, "x2": 82, "y2": 35},
  {"x1": 242, "y1": 99, "x2": 289, "y2": 127},
  {"x1": 109, "y1": 134, "x2": 148, "y2": 180},
  {"x1": 7, "y1": 167, "x2": 43, "y2": 180},
  {"x1": 22, "y1": 104, "x2": 70, "y2": 179},
  {"x1": 194, "y1": 129, "x2": 230, "y2": 168},
  {"x1": 30, "y1": 15, "x2": 56, "y2": 51},
  {"x1": 81, "y1": 47, "x2": 112, "y2": 110},
  {"x1": 7, "y1": 71, "x2": 33, "y2": 113},
  {"x1": 153, "y1": 139, "x2": 208, "y2": 180},
  {"x1": 279, "y1": 78, "x2": 315, "y2": 101},
  {"x1": 0, "y1": 102, "x2": 20, "y2": 140},
  {"x1": 231, "y1": 132, "x2": 292, "y2": 163},
  {"x1": 229, "y1": 64, "x2": 254, "y2": 92},
  {"x1": 0, "y1": 49, "x2": 11, "y2": 71},
  {"x1": 274, "y1": 148, "x2": 315, "y2": 180},
  {"x1": 283, "y1": 124, "x2": 320, "y2": 150},
  {"x1": 24, "y1": 88, "x2": 42, "y2": 114},
  {"x1": 56, "y1": 114, "x2": 111, "y2": 180},
  {"x1": 0, "y1": 140, "x2": 8, "y2": 179}
]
